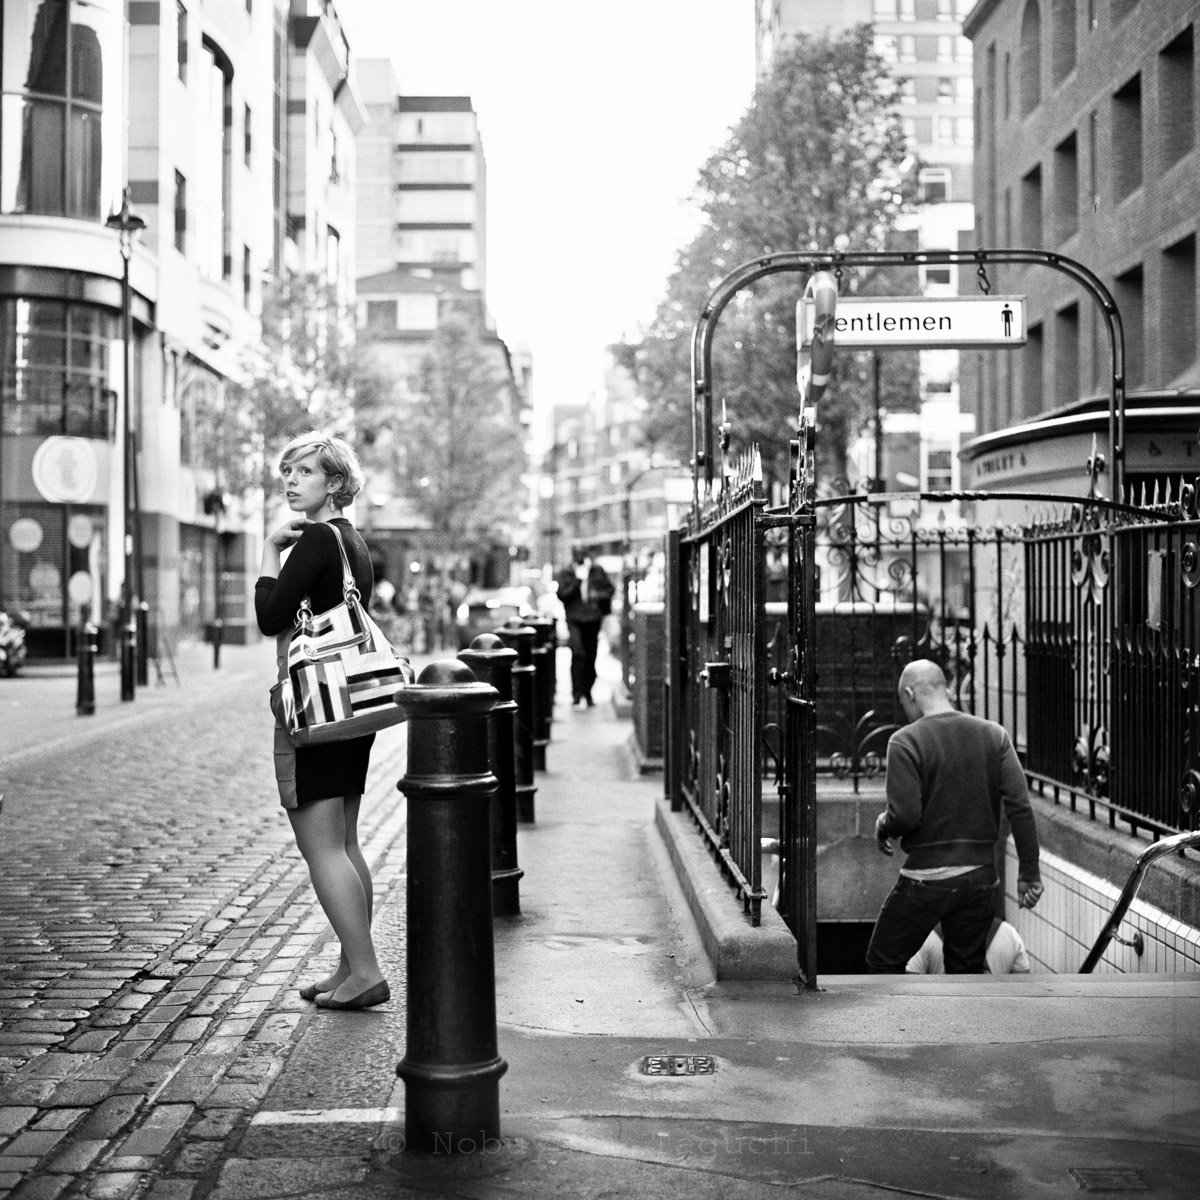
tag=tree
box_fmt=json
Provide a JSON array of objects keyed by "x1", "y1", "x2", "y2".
[
  {"x1": 638, "y1": 26, "x2": 920, "y2": 486},
  {"x1": 374, "y1": 303, "x2": 526, "y2": 567},
  {"x1": 195, "y1": 273, "x2": 363, "y2": 527}
]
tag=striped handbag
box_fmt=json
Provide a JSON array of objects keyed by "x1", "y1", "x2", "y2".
[{"x1": 270, "y1": 525, "x2": 414, "y2": 746}]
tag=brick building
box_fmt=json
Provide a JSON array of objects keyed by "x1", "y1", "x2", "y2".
[{"x1": 960, "y1": 0, "x2": 1200, "y2": 495}]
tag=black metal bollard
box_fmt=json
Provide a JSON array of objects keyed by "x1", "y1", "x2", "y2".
[
  {"x1": 120, "y1": 610, "x2": 137, "y2": 702},
  {"x1": 393, "y1": 660, "x2": 507, "y2": 1154},
  {"x1": 136, "y1": 601, "x2": 150, "y2": 687},
  {"x1": 458, "y1": 634, "x2": 523, "y2": 916},
  {"x1": 526, "y1": 616, "x2": 555, "y2": 770},
  {"x1": 497, "y1": 622, "x2": 537, "y2": 821},
  {"x1": 76, "y1": 621, "x2": 98, "y2": 716}
]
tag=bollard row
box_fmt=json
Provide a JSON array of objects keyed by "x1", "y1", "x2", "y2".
[{"x1": 392, "y1": 660, "x2": 507, "y2": 1155}]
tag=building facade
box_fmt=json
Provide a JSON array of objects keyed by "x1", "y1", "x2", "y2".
[
  {"x1": 960, "y1": 0, "x2": 1200, "y2": 496},
  {"x1": 353, "y1": 63, "x2": 532, "y2": 590},
  {"x1": 0, "y1": 0, "x2": 363, "y2": 656}
]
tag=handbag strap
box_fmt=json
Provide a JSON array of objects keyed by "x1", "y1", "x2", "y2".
[{"x1": 294, "y1": 522, "x2": 361, "y2": 626}]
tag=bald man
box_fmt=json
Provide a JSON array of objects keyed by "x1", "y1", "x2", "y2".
[{"x1": 866, "y1": 659, "x2": 1043, "y2": 973}]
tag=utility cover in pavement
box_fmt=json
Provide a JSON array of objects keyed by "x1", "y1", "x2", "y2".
[
  {"x1": 1068, "y1": 1167, "x2": 1150, "y2": 1191},
  {"x1": 641, "y1": 1055, "x2": 716, "y2": 1076}
]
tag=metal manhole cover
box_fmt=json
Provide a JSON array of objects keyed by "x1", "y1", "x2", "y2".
[
  {"x1": 641, "y1": 1055, "x2": 716, "y2": 1076},
  {"x1": 1068, "y1": 1167, "x2": 1150, "y2": 1192}
]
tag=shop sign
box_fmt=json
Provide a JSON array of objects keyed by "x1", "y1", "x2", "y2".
[{"x1": 32, "y1": 437, "x2": 99, "y2": 504}]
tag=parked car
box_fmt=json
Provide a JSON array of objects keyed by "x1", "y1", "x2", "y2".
[{"x1": 454, "y1": 586, "x2": 536, "y2": 649}]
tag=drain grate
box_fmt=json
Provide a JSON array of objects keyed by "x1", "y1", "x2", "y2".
[
  {"x1": 641, "y1": 1054, "x2": 716, "y2": 1076},
  {"x1": 1068, "y1": 1167, "x2": 1150, "y2": 1192}
]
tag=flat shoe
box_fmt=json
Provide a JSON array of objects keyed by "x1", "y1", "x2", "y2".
[
  {"x1": 314, "y1": 980, "x2": 390, "y2": 1010},
  {"x1": 298, "y1": 983, "x2": 332, "y2": 1002}
]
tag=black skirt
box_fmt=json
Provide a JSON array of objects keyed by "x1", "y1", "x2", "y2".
[{"x1": 295, "y1": 733, "x2": 375, "y2": 804}]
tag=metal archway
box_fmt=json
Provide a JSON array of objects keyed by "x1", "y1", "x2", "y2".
[{"x1": 689, "y1": 248, "x2": 1127, "y2": 503}]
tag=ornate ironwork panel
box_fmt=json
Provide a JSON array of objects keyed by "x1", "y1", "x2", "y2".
[{"x1": 673, "y1": 449, "x2": 769, "y2": 924}]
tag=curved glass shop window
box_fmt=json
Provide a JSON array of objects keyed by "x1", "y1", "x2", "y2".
[
  {"x1": 0, "y1": 298, "x2": 118, "y2": 439},
  {"x1": 0, "y1": 0, "x2": 124, "y2": 219}
]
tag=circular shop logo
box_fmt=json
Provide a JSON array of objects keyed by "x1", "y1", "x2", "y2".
[
  {"x1": 9, "y1": 517, "x2": 44, "y2": 553},
  {"x1": 32, "y1": 437, "x2": 99, "y2": 504}
]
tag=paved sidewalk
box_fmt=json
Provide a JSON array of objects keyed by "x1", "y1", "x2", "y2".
[
  {"x1": 194, "y1": 648, "x2": 1200, "y2": 1199},
  {"x1": 3, "y1": 641, "x2": 1200, "y2": 1199}
]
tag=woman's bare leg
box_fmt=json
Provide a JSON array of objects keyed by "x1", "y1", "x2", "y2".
[{"x1": 289, "y1": 796, "x2": 384, "y2": 1000}]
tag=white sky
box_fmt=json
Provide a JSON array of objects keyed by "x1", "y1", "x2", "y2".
[{"x1": 339, "y1": 0, "x2": 758, "y2": 429}]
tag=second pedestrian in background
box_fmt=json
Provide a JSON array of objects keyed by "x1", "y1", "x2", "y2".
[{"x1": 554, "y1": 546, "x2": 614, "y2": 707}]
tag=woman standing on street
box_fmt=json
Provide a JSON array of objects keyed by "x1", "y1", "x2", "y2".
[{"x1": 254, "y1": 431, "x2": 390, "y2": 1011}]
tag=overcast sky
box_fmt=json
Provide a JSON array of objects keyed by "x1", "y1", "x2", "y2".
[{"x1": 339, "y1": 0, "x2": 758, "y2": 433}]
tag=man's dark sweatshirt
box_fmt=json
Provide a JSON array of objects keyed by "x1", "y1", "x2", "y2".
[{"x1": 878, "y1": 710, "x2": 1041, "y2": 883}]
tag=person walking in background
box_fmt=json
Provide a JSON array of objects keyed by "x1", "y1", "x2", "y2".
[
  {"x1": 906, "y1": 918, "x2": 1032, "y2": 974},
  {"x1": 255, "y1": 431, "x2": 390, "y2": 1011},
  {"x1": 554, "y1": 546, "x2": 614, "y2": 707},
  {"x1": 867, "y1": 658, "x2": 1043, "y2": 973}
]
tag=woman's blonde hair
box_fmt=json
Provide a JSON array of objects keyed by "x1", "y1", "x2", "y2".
[{"x1": 278, "y1": 431, "x2": 364, "y2": 509}]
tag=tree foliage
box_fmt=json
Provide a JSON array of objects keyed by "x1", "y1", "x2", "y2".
[
  {"x1": 638, "y1": 26, "x2": 921, "y2": 485},
  {"x1": 358, "y1": 303, "x2": 526, "y2": 557},
  {"x1": 196, "y1": 274, "x2": 365, "y2": 517}
]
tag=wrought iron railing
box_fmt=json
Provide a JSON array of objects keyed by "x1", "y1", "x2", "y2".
[{"x1": 672, "y1": 449, "x2": 769, "y2": 925}]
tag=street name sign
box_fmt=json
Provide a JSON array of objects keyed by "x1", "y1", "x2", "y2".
[{"x1": 797, "y1": 294, "x2": 1027, "y2": 349}]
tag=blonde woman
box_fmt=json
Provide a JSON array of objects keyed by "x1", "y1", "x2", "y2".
[{"x1": 255, "y1": 432, "x2": 389, "y2": 1010}]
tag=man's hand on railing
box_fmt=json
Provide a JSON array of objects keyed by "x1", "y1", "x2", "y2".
[{"x1": 1018, "y1": 879, "x2": 1044, "y2": 909}]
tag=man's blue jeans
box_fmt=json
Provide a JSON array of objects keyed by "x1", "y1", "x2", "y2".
[{"x1": 865, "y1": 864, "x2": 1000, "y2": 973}]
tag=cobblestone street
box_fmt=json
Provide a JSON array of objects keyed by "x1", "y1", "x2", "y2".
[{"x1": 0, "y1": 641, "x2": 411, "y2": 1198}]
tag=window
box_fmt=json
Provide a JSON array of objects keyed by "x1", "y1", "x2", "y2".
[
  {"x1": 1021, "y1": 322, "x2": 1044, "y2": 417},
  {"x1": 364, "y1": 299, "x2": 397, "y2": 331},
  {"x1": 394, "y1": 152, "x2": 476, "y2": 183},
  {"x1": 1112, "y1": 73, "x2": 1143, "y2": 200},
  {"x1": 1003, "y1": 52, "x2": 1012, "y2": 118},
  {"x1": 899, "y1": 0, "x2": 915, "y2": 18},
  {"x1": 937, "y1": 36, "x2": 954, "y2": 62},
  {"x1": 1020, "y1": 2, "x2": 1042, "y2": 116},
  {"x1": 396, "y1": 293, "x2": 438, "y2": 330},
  {"x1": 956, "y1": 76, "x2": 973, "y2": 104},
  {"x1": 937, "y1": 77, "x2": 954, "y2": 103},
  {"x1": 330, "y1": 132, "x2": 339, "y2": 184},
  {"x1": 196, "y1": 41, "x2": 233, "y2": 280},
  {"x1": 242, "y1": 245, "x2": 251, "y2": 307},
  {"x1": 1053, "y1": 132, "x2": 1078, "y2": 242},
  {"x1": 899, "y1": 36, "x2": 916, "y2": 62},
  {"x1": 244, "y1": 103, "x2": 252, "y2": 167},
  {"x1": 177, "y1": 2, "x2": 188, "y2": 83},
  {"x1": 1159, "y1": 27, "x2": 1194, "y2": 170},
  {"x1": 1021, "y1": 164, "x2": 1043, "y2": 246},
  {"x1": 874, "y1": 36, "x2": 898, "y2": 62},
  {"x1": 899, "y1": 78, "x2": 917, "y2": 105},
  {"x1": 1088, "y1": 109, "x2": 1100, "y2": 211},
  {"x1": 922, "y1": 265, "x2": 954, "y2": 288},
  {"x1": 938, "y1": 117, "x2": 972, "y2": 146},
  {"x1": 1054, "y1": 303, "x2": 1080, "y2": 406},
  {"x1": 0, "y1": 298, "x2": 118, "y2": 439},
  {"x1": 0, "y1": 0, "x2": 124, "y2": 220},
  {"x1": 394, "y1": 190, "x2": 477, "y2": 223},
  {"x1": 1113, "y1": 265, "x2": 1144, "y2": 386},
  {"x1": 926, "y1": 449, "x2": 954, "y2": 491},
  {"x1": 956, "y1": 37, "x2": 972, "y2": 63},
  {"x1": 919, "y1": 168, "x2": 951, "y2": 203},
  {"x1": 1161, "y1": 235, "x2": 1196, "y2": 383},
  {"x1": 937, "y1": 0, "x2": 953, "y2": 19},
  {"x1": 174, "y1": 170, "x2": 187, "y2": 252},
  {"x1": 1050, "y1": 0, "x2": 1077, "y2": 84},
  {"x1": 874, "y1": 0, "x2": 898, "y2": 16}
]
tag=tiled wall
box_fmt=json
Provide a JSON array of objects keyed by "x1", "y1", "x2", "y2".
[{"x1": 1005, "y1": 841, "x2": 1200, "y2": 974}]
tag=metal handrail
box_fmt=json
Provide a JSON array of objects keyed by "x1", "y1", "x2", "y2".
[{"x1": 1079, "y1": 829, "x2": 1200, "y2": 972}]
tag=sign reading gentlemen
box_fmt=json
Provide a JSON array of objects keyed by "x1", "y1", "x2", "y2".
[{"x1": 798, "y1": 295, "x2": 1027, "y2": 349}]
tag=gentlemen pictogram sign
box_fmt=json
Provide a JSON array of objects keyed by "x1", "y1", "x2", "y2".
[{"x1": 798, "y1": 294, "x2": 1027, "y2": 349}]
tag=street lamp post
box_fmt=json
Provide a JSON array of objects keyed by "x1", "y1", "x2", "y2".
[{"x1": 106, "y1": 189, "x2": 147, "y2": 702}]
